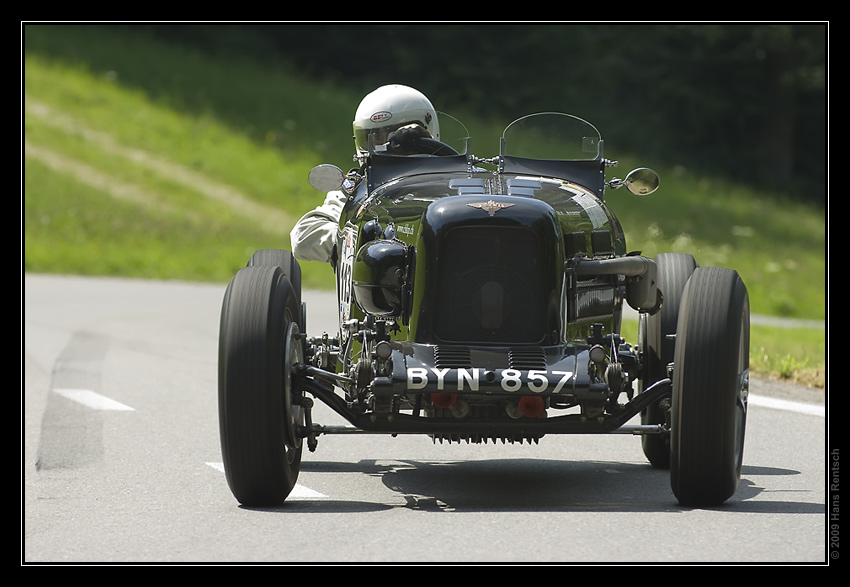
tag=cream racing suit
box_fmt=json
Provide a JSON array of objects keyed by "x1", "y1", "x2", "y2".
[{"x1": 289, "y1": 189, "x2": 347, "y2": 264}]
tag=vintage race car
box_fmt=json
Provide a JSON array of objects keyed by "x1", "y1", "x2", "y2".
[{"x1": 218, "y1": 113, "x2": 750, "y2": 508}]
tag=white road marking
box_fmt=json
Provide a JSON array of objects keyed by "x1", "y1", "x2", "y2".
[
  {"x1": 52, "y1": 388, "x2": 134, "y2": 411},
  {"x1": 205, "y1": 462, "x2": 328, "y2": 499},
  {"x1": 289, "y1": 484, "x2": 328, "y2": 499},
  {"x1": 748, "y1": 394, "x2": 824, "y2": 417}
]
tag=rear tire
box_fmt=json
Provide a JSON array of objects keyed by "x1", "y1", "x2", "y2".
[
  {"x1": 248, "y1": 248, "x2": 306, "y2": 333},
  {"x1": 640, "y1": 253, "x2": 698, "y2": 468},
  {"x1": 218, "y1": 265, "x2": 304, "y2": 506},
  {"x1": 248, "y1": 249, "x2": 303, "y2": 323},
  {"x1": 670, "y1": 267, "x2": 749, "y2": 506}
]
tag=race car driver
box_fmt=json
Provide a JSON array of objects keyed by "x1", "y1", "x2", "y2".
[{"x1": 290, "y1": 84, "x2": 441, "y2": 264}]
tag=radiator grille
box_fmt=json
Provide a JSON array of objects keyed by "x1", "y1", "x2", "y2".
[{"x1": 434, "y1": 226, "x2": 545, "y2": 344}]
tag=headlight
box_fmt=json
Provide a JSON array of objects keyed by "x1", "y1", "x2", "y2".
[{"x1": 352, "y1": 240, "x2": 413, "y2": 317}]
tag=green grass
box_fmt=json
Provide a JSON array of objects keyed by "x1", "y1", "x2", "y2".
[
  {"x1": 619, "y1": 319, "x2": 825, "y2": 390},
  {"x1": 22, "y1": 24, "x2": 827, "y2": 388}
]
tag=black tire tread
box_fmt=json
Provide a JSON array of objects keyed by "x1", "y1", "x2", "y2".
[
  {"x1": 670, "y1": 267, "x2": 749, "y2": 506},
  {"x1": 218, "y1": 265, "x2": 302, "y2": 506},
  {"x1": 641, "y1": 253, "x2": 698, "y2": 468}
]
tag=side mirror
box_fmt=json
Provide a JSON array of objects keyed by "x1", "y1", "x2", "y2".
[
  {"x1": 624, "y1": 168, "x2": 659, "y2": 196},
  {"x1": 308, "y1": 164, "x2": 345, "y2": 192}
]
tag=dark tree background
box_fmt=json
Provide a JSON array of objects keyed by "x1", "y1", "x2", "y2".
[{"x1": 140, "y1": 23, "x2": 828, "y2": 205}]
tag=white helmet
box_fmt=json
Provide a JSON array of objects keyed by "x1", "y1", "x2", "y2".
[{"x1": 352, "y1": 84, "x2": 440, "y2": 155}]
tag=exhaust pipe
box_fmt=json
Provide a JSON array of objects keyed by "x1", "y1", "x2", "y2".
[{"x1": 571, "y1": 256, "x2": 661, "y2": 314}]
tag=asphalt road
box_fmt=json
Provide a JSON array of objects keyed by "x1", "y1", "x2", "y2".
[{"x1": 23, "y1": 274, "x2": 829, "y2": 564}]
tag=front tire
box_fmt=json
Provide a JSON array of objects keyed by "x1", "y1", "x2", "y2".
[
  {"x1": 218, "y1": 265, "x2": 304, "y2": 506},
  {"x1": 670, "y1": 267, "x2": 749, "y2": 506}
]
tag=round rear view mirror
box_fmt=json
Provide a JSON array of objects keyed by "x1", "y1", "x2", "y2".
[
  {"x1": 625, "y1": 168, "x2": 660, "y2": 196},
  {"x1": 308, "y1": 164, "x2": 345, "y2": 192}
]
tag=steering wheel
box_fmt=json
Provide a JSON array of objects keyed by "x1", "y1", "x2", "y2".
[
  {"x1": 417, "y1": 137, "x2": 460, "y2": 156},
  {"x1": 385, "y1": 131, "x2": 460, "y2": 157}
]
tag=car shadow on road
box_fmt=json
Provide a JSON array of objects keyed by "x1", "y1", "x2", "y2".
[{"x1": 283, "y1": 459, "x2": 823, "y2": 515}]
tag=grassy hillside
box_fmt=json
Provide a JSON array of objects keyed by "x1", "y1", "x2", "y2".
[{"x1": 22, "y1": 25, "x2": 826, "y2": 387}]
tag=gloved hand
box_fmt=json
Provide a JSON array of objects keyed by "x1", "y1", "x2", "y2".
[{"x1": 387, "y1": 126, "x2": 424, "y2": 151}]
